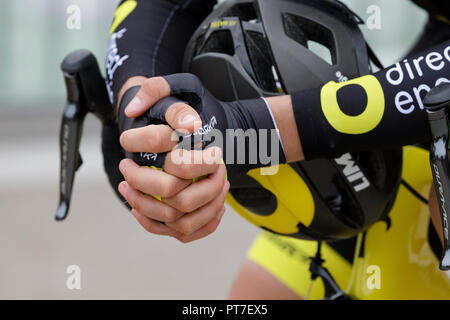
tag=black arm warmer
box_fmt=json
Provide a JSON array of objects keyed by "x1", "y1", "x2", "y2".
[
  {"x1": 105, "y1": 0, "x2": 216, "y2": 105},
  {"x1": 292, "y1": 40, "x2": 450, "y2": 159},
  {"x1": 101, "y1": 0, "x2": 215, "y2": 205}
]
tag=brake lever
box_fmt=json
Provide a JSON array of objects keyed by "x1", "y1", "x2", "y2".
[
  {"x1": 56, "y1": 49, "x2": 113, "y2": 221},
  {"x1": 424, "y1": 82, "x2": 450, "y2": 270}
]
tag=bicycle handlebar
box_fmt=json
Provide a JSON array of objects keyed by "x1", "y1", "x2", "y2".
[
  {"x1": 56, "y1": 49, "x2": 113, "y2": 221},
  {"x1": 55, "y1": 50, "x2": 450, "y2": 273},
  {"x1": 424, "y1": 82, "x2": 450, "y2": 270}
]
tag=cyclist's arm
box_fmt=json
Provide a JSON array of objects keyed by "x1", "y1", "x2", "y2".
[
  {"x1": 209, "y1": 39, "x2": 450, "y2": 162},
  {"x1": 122, "y1": 41, "x2": 450, "y2": 163},
  {"x1": 106, "y1": 0, "x2": 217, "y2": 109},
  {"x1": 107, "y1": 0, "x2": 230, "y2": 244},
  {"x1": 277, "y1": 40, "x2": 450, "y2": 161}
]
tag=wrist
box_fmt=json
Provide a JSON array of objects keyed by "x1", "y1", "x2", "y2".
[
  {"x1": 265, "y1": 95, "x2": 304, "y2": 162},
  {"x1": 224, "y1": 97, "x2": 287, "y2": 172}
]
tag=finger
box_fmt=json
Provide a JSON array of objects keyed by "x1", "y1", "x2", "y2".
[
  {"x1": 159, "y1": 73, "x2": 204, "y2": 131},
  {"x1": 163, "y1": 165, "x2": 227, "y2": 212},
  {"x1": 120, "y1": 124, "x2": 176, "y2": 154},
  {"x1": 165, "y1": 102, "x2": 201, "y2": 133},
  {"x1": 118, "y1": 181, "x2": 184, "y2": 222},
  {"x1": 147, "y1": 97, "x2": 202, "y2": 134},
  {"x1": 131, "y1": 209, "x2": 182, "y2": 238},
  {"x1": 166, "y1": 181, "x2": 230, "y2": 236},
  {"x1": 164, "y1": 73, "x2": 203, "y2": 95},
  {"x1": 176, "y1": 206, "x2": 226, "y2": 243},
  {"x1": 119, "y1": 158, "x2": 191, "y2": 197},
  {"x1": 164, "y1": 147, "x2": 223, "y2": 179},
  {"x1": 125, "y1": 77, "x2": 171, "y2": 118}
]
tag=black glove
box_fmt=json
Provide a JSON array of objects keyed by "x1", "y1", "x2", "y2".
[{"x1": 118, "y1": 73, "x2": 286, "y2": 177}]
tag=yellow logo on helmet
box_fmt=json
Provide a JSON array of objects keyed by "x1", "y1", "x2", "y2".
[
  {"x1": 210, "y1": 19, "x2": 237, "y2": 28},
  {"x1": 320, "y1": 75, "x2": 385, "y2": 135}
]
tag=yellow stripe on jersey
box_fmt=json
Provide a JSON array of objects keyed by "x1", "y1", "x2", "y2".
[
  {"x1": 247, "y1": 231, "x2": 352, "y2": 299},
  {"x1": 110, "y1": 0, "x2": 138, "y2": 35}
]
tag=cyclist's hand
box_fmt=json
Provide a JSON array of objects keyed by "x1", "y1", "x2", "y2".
[
  {"x1": 118, "y1": 153, "x2": 229, "y2": 243},
  {"x1": 120, "y1": 74, "x2": 285, "y2": 177},
  {"x1": 118, "y1": 76, "x2": 230, "y2": 242}
]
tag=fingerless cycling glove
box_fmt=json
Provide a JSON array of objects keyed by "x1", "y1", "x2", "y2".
[{"x1": 118, "y1": 73, "x2": 286, "y2": 177}]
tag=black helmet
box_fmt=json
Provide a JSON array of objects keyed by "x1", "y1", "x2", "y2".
[{"x1": 183, "y1": 0, "x2": 402, "y2": 241}]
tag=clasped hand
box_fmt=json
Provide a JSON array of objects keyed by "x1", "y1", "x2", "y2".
[{"x1": 118, "y1": 75, "x2": 229, "y2": 243}]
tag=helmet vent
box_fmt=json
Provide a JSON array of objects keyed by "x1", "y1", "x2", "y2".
[
  {"x1": 222, "y1": 3, "x2": 258, "y2": 22},
  {"x1": 282, "y1": 13, "x2": 336, "y2": 66},
  {"x1": 306, "y1": 40, "x2": 333, "y2": 66},
  {"x1": 244, "y1": 30, "x2": 280, "y2": 93},
  {"x1": 200, "y1": 30, "x2": 235, "y2": 56}
]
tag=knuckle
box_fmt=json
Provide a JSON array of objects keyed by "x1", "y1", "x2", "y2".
[
  {"x1": 177, "y1": 236, "x2": 190, "y2": 244},
  {"x1": 126, "y1": 171, "x2": 139, "y2": 188},
  {"x1": 143, "y1": 77, "x2": 156, "y2": 93},
  {"x1": 146, "y1": 126, "x2": 162, "y2": 150},
  {"x1": 143, "y1": 77, "x2": 167, "y2": 98},
  {"x1": 178, "y1": 162, "x2": 193, "y2": 179},
  {"x1": 126, "y1": 190, "x2": 140, "y2": 209},
  {"x1": 161, "y1": 176, "x2": 178, "y2": 198},
  {"x1": 178, "y1": 193, "x2": 196, "y2": 213},
  {"x1": 206, "y1": 220, "x2": 219, "y2": 235},
  {"x1": 214, "y1": 179, "x2": 225, "y2": 197},
  {"x1": 179, "y1": 220, "x2": 195, "y2": 236},
  {"x1": 159, "y1": 178, "x2": 170, "y2": 198},
  {"x1": 213, "y1": 198, "x2": 224, "y2": 214},
  {"x1": 141, "y1": 221, "x2": 154, "y2": 234},
  {"x1": 155, "y1": 77, "x2": 169, "y2": 96},
  {"x1": 133, "y1": 196, "x2": 145, "y2": 212},
  {"x1": 164, "y1": 207, "x2": 179, "y2": 223}
]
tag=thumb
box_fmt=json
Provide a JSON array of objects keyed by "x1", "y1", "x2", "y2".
[
  {"x1": 165, "y1": 101, "x2": 202, "y2": 134},
  {"x1": 124, "y1": 77, "x2": 171, "y2": 118}
]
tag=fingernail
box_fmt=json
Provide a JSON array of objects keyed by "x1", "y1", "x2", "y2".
[
  {"x1": 125, "y1": 97, "x2": 141, "y2": 114},
  {"x1": 118, "y1": 181, "x2": 127, "y2": 195},
  {"x1": 119, "y1": 160, "x2": 127, "y2": 173},
  {"x1": 180, "y1": 113, "x2": 196, "y2": 126}
]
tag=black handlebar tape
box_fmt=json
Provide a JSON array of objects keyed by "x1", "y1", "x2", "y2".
[{"x1": 424, "y1": 82, "x2": 450, "y2": 270}]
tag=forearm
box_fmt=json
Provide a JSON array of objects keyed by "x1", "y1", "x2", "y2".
[
  {"x1": 263, "y1": 41, "x2": 450, "y2": 161},
  {"x1": 265, "y1": 95, "x2": 304, "y2": 162},
  {"x1": 119, "y1": 42, "x2": 450, "y2": 167}
]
